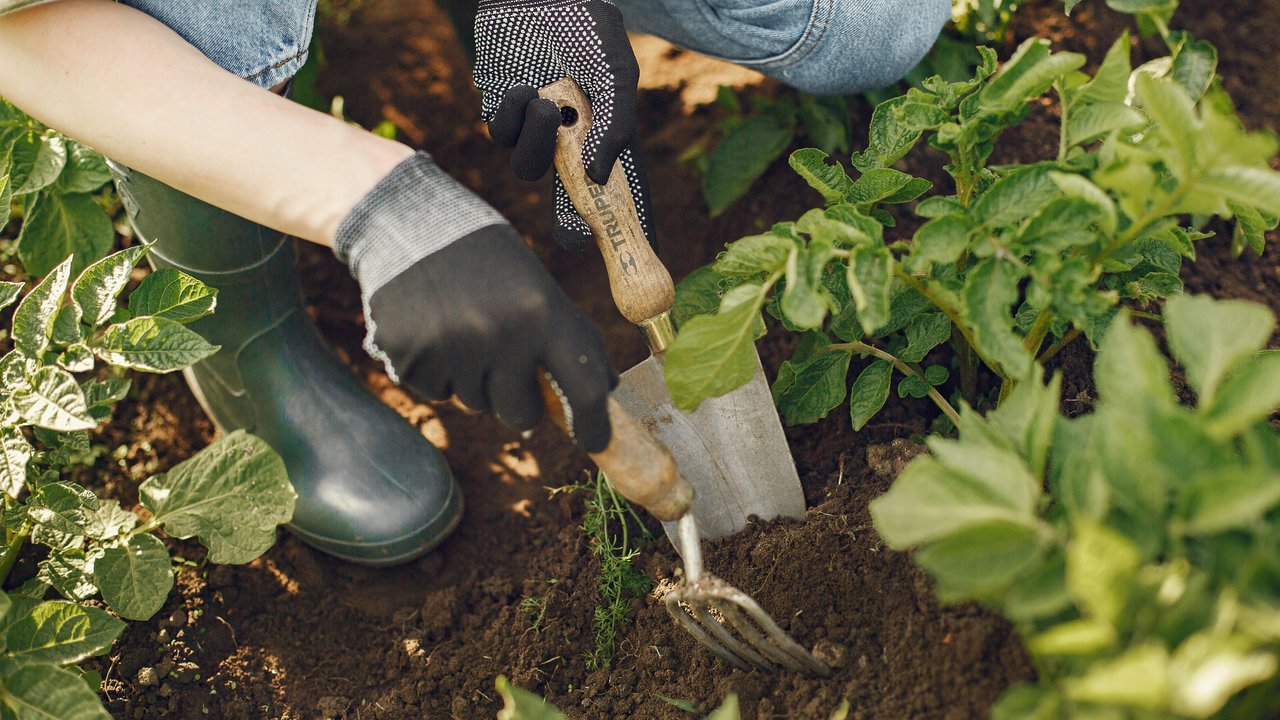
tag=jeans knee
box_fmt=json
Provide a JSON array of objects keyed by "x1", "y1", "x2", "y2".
[{"x1": 769, "y1": 0, "x2": 951, "y2": 96}]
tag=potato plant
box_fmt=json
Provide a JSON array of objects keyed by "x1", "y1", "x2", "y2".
[
  {"x1": 0, "y1": 247, "x2": 295, "y2": 719},
  {"x1": 871, "y1": 295, "x2": 1280, "y2": 718},
  {"x1": 664, "y1": 32, "x2": 1280, "y2": 431}
]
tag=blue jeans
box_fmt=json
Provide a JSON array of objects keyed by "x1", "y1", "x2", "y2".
[{"x1": 123, "y1": 0, "x2": 948, "y2": 95}]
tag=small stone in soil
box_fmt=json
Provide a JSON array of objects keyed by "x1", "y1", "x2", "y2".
[
  {"x1": 136, "y1": 667, "x2": 159, "y2": 687},
  {"x1": 812, "y1": 639, "x2": 846, "y2": 669}
]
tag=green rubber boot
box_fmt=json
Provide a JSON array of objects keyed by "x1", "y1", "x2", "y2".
[{"x1": 109, "y1": 163, "x2": 463, "y2": 566}]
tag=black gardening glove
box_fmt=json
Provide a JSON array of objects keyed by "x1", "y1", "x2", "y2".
[
  {"x1": 472, "y1": 0, "x2": 656, "y2": 251},
  {"x1": 333, "y1": 152, "x2": 617, "y2": 452}
]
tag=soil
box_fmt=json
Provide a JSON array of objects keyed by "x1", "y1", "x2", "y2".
[{"x1": 53, "y1": 1, "x2": 1280, "y2": 718}]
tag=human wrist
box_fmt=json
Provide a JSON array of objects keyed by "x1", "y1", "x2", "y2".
[{"x1": 333, "y1": 151, "x2": 507, "y2": 296}]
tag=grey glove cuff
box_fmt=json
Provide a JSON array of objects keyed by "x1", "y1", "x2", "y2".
[{"x1": 333, "y1": 151, "x2": 507, "y2": 295}]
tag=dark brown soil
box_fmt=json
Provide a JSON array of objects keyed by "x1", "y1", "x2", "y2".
[{"x1": 60, "y1": 1, "x2": 1280, "y2": 718}]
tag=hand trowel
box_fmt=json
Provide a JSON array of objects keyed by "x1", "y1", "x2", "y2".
[{"x1": 539, "y1": 78, "x2": 803, "y2": 541}]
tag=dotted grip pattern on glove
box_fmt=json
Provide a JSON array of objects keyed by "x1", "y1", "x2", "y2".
[{"x1": 473, "y1": 0, "x2": 656, "y2": 250}]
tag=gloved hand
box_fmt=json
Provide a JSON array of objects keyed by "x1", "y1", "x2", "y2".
[
  {"x1": 333, "y1": 152, "x2": 617, "y2": 453},
  {"x1": 472, "y1": 0, "x2": 656, "y2": 251}
]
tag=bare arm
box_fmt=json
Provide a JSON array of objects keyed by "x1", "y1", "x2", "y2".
[{"x1": 0, "y1": 0, "x2": 415, "y2": 246}]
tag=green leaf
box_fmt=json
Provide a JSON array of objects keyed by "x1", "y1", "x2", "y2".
[
  {"x1": 1003, "y1": 550, "x2": 1071, "y2": 623},
  {"x1": 848, "y1": 360, "x2": 892, "y2": 431},
  {"x1": 797, "y1": 95, "x2": 850, "y2": 154},
  {"x1": 48, "y1": 142, "x2": 111, "y2": 195},
  {"x1": 1178, "y1": 467, "x2": 1280, "y2": 535},
  {"x1": 93, "y1": 533, "x2": 173, "y2": 621},
  {"x1": 12, "y1": 257, "x2": 72, "y2": 358},
  {"x1": 665, "y1": 284, "x2": 768, "y2": 412},
  {"x1": 126, "y1": 267, "x2": 218, "y2": 323},
  {"x1": 4, "y1": 600, "x2": 123, "y2": 666},
  {"x1": 1062, "y1": 643, "x2": 1170, "y2": 709},
  {"x1": 140, "y1": 430, "x2": 295, "y2": 564},
  {"x1": 0, "y1": 283, "x2": 23, "y2": 314},
  {"x1": 914, "y1": 521, "x2": 1046, "y2": 602},
  {"x1": 1066, "y1": 102, "x2": 1146, "y2": 146},
  {"x1": 1193, "y1": 165, "x2": 1280, "y2": 217},
  {"x1": 847, "y1": 168, "x2": 927, "y2": 205},
  {"x1": 15, "y1": 193, "x2": 113, "y2": 278},
  {"x1": 963, "y1": 259, "x2": 1031, "y2": 378},
  {"x1": 1049, "y1": 172, "x2": 1118, "y2": 234},
  {"x1": 979, "y1": 39, "x2": 1086, "y2": 114},
  {"x1": 71, "y1": 245, "x2": 150, "y2": 329},
  {"x1": 1067, "y1": 521, "x2": 1139, "y2": 626},
  {"x1": 773, "y1": 350, "x2": 851, "y2": 425},
  {"x1": 495, "y1": 675, "x2": 566, "y2": 720},
  {"x1": 81, "y1": 379, "x2": 130, "y2": 410},
  {"x1": 781, "y1": 241, "x2": 834, "y2": 331},
  {"x1": 27, "y1": 482, "x2": 94, "y2": 549},
  {"x1": 0, "y1": 428, "x2": 32, "y2": 500},
  {"x1": 915, "y1": 196, "x2": 965, "y2": 218},
  {"x1": 1077, "y1": 32, "x2": 1132, "y2": 105},
  {"x1": 899, "y1": 313, "x2": 952, "y2": 363},
  {"x1": 82, "y1": 500, "x2": 137, "y2": 542},
  {"x1": 971, "y1": 166, "x2": 1058, "y2": 227},
  {"x1": 0, "y1": 663, "x2": 112, "y2": 720},
  {"x1": 93, "y1": 316, "x2": 218, "y2": 372},
  {"x1": 989, "y1": 370, "x2": 1060, "y2": 479},
  {"x1": 788, "y1": 148, "x2": 855, "y2": 204},
  {"x1": 1165, "y1": 294, "x2": 1274, "y2": 405},
  {"x1": 1205, "y1": 352, "x2": 1280, "y2": 438},
  {"x1": 37, "y1": 549, "x2": 97, "y2": 602},
  {"x1": 10, "y1": 133, "x2": 67, "y2": 196},
  {"x1": 851, "y1": 95, "x2": 925, "y2": 171},
  {"x1": 897, "y1": 375, "x2": 932, "y2": 399},
  {"x1": 1027, "y1": 618, "x2": 1116, "y2": 656},
  {"x1": 992, "y1": 684, "x2": 1060, "y2": 720},
  {"x1": 49, "y1": 304, "x2": 81, "y2": 347},
  {"x1": 12, "y1": 368, "x2": 95, "y2": 432},
  {"x1": 1169, "y1": 633, "x2": 1278, "y2": 717},
  {"x1": 671, "y1": 266, "x2": 723, "y2": 329},
  {"x1": 1229, "y1": 202, "x2": 1275, "y2": 257},
  {"x1": 1134, "y1": 73, "x2": 1198, "y2": 181},
  {"x1": 847, "y1": 246, "x2": 893, "y2": 334},
  {"x1": 704, "y1": 112, "x2": 795, "y2": 216},
  {"x1": 1170, "y1": 38, "x2": 1217, "y2": 102},
  {"x1": 909, "y1": 214, "x2": 973, "y2": 271},
  {"x1": 714, "y1": 233, "x2": 795, "y2": 278},
  {"x1": 1095, "y1": 311, "x2": 1175, "y2": 410}
]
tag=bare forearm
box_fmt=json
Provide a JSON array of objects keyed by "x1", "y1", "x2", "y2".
[{"x1": 0, "y1": 0, "x2": 414, "y2": 245}]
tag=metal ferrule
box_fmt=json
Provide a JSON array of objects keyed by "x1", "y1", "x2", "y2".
[{"x1": 638, "y1": 312, "x2": 676, "y2": 354}]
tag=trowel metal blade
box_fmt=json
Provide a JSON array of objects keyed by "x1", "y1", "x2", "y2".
[{"x1": 612, "y1": 352, "x2": 804, "y2": 541}]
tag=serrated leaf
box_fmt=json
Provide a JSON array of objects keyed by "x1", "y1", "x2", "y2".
[
  {"x1": 1165, "y1": 294, "x2": 1273, "y2": 405},
  {"x1": 788, "y1": 148, "x2": 855, "y2": 205},
  {"x1": 963, "y1": 259, "x2": 1031, "y2": 378},
  {"x1": 979, "y1": 39, "x2": 1086, "y2": 114},
  {"x1": 93, "y1": 533, "x2": 172, "y2": 621},
  {"x1": 93, "y1": 316, "x2": 218, "y2": 372},
  {"x1": 140, "y1": 430, "x2": 294, "y2": 564},
  {"x1": 126, "y1": 267, "x2": 218, "y2": 323},
  {"x1": 12, "y1": 257, "x2": 72, "y2": 359},
  {"x1": 10, "y1": 133, "x2": 67, "y2": 196},
  {"x1": 48, "y1": 142, "x2": 111, "y2": 195},
  {"x1": 0, "y1": 428, "x2": 32, "y2": 501},
  {"x1": 495, "y1": 675, "x2": 566, "y2": 720},
  {"x1": 971, "y1": 166, "x2": 1058, "y2": 227},
  {"x1": 773, "y1": 350, "x2": 851, "y2": 425},
  {"x1": 704, "y1": 112, "x2": 795, "y2": 216},
  {"x1": 0, "y1": 663, "x2": 113, "y2": 720},
  {"x1": 12, "y1": 367, "x2": 95, "y2": 432},
  {"x1": 666, "y1": 284, "x2": 769, "y2": 412},
  {"x1": 914, "y1": 521, "x2": 1046, "y2": 602},
  {"x1": 72, "y1": 244, "x2": 150, "y2": 328},
  {"x1": 847, "y1": 246, "x2": 893, "y2": 335},
  {"x1": 713, "y1": 233, "x2": 795, "y2": 278},
  {"x1": 1067, "y1": 102, "x2": 1146, "y2": 146},
  {"x1": 16, "y1": 193, "x2": 113, "y2": 278},
  {"x1": 3, "y1": 598, "x2": 122, "y2": 667},
  {"x1": 848, "y1": 360, "x2": 891, "y2": 431}
]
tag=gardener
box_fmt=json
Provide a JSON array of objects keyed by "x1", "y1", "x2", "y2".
[{"x1": 0, "y1": 0, "x2": 948, "y2": 565}]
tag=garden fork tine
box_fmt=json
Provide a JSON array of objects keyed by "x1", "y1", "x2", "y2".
[{"x1": 665, "y1": 515, "x2": 832, "y2": 676}]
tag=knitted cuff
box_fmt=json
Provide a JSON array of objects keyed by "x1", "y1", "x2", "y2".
[{"x1": 333, "y1": 152, "x2": 507, "y2": 296}]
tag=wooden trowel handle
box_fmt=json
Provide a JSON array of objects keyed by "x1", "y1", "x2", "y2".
[
  {"x1": 538, "y1": 78, "x2": 675, "y2": 330},
  {"x1": 538, "y1": 373, "x2": 693, "y2": 522}
]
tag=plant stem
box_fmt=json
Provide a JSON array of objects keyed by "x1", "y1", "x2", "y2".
[
  {"x1": 1024, "y1": 308, "x2": 1053, "y2": 357},
  {"x1": 895, "y1": 268, "x2": 1007, "y2": 381},
  {"x1": 1038, "y1": 327, "x2": 1082, "y2": 365},
  {"x1": 1094, "y1": 184, "x2": 1190, "y2": 265},
  {"x1": 0, "y1": 528, "x2": 26, "y2": 587},
  {"x1": 829, "y1": 341, "x2": 962, "y2": 426},
  {"x1": 1056, "y1": 80, "x2": 1071, "y2": 162},
  {"x1": 954, "y1": 326, "x2": 979, "y2": 405}
]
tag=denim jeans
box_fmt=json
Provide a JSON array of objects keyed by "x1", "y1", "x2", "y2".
[{"x1": 114, "y1": 0, "x2": 948, "y2": 95}]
